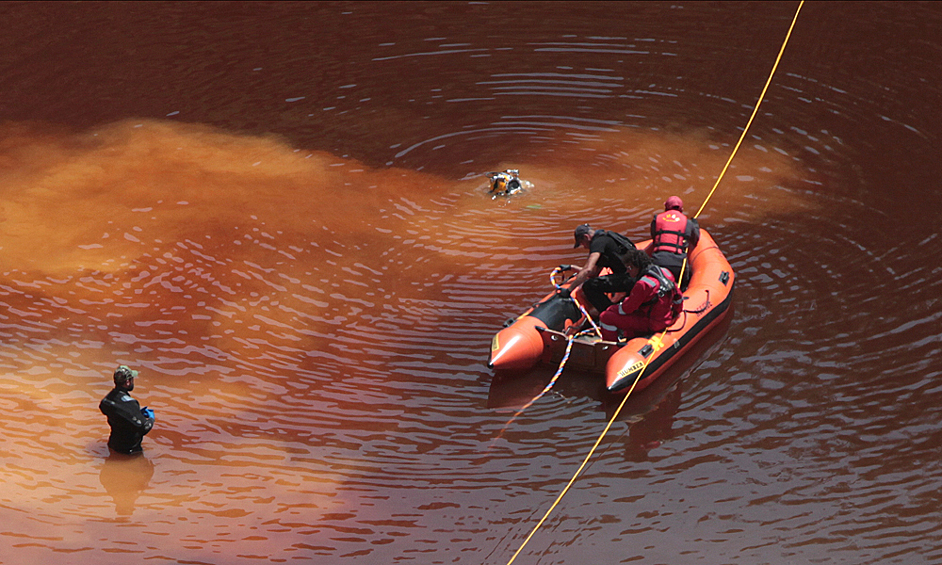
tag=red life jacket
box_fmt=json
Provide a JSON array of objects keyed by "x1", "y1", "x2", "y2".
[
  {"x1": 632, "y1": 265, "x2": 682, "y2": 330},
  {"x1": 652, "y1": 211, "x2": 691, "y2": 255}
]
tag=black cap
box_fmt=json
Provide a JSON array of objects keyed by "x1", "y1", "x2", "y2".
[{"x1": 573, "y1": 224, "x2": 591, "y2": 248}]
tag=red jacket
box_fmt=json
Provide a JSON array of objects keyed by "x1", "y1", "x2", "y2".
[{"x1": 613, "y1": 266, "x2": 681, "y2": 331}]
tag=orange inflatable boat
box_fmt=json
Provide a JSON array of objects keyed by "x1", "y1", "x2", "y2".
[{"x1": 488, "y1": 229, "x2": 735, "y2": 393}]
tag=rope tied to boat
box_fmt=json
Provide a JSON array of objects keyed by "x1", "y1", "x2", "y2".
[
  {"x1": 550, "y1": 264, "x2": 602, "y2": 339},
  {"x1": 500, "y1": 3, "x2": 804, "y2": 564},
  {"x1": 490, "y1": 330, "x2": 587, "y2": 446},
  {"x1": 490, "y1": 265, "x2": 604, "y2": 444},
  {"x1": 490, "y1": 266, "x2": 604, "y2": 444}
]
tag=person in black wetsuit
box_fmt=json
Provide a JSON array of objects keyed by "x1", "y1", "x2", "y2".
[
  {"x1": 566, "y1": 223, "x2": 637, "y2": 313},
  {"x1": 100, "y1": 365, "x2": 155, "y2": 454}
]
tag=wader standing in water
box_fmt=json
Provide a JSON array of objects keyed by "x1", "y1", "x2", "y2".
[{"x1": 99, "y1": 365, "x2": 155, "y2": 454}]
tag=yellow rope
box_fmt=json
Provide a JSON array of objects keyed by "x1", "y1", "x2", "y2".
[
  {"x1": 502, "y1": 3, "x2": 804, "y2": 563},
  {"x1": 695, "y1": 0, "x2": 805, "y2": 220},
  {"x1": 503, "y1": 364, "x2": 647, "y2": 565}
]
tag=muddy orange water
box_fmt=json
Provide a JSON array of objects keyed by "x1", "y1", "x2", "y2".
[{"x1": 1, "y1": 2, "x2": 941, "y2": 564}]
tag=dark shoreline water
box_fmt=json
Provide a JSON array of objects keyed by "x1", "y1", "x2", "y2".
[{"x1": 1, "y1": 2, "x2": 941, "y2": 564}]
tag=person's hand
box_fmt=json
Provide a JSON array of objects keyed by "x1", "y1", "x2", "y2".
[
  {"x1": 141, "y1": 407, "x2": 155, "y2": 420},
  {"x1": 556, "y1": 287, "x2": 571, "y2": 299}
]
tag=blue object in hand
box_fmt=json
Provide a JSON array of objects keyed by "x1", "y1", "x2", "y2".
[{"x1": 141, "y1": 407, "x2": 155, "y2": 420}]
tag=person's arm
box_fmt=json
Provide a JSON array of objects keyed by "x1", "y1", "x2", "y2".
[
  {"x1": 567, "y1": 252, "x2": 601, "y2": 289},
  {"x1": 140, "y1": 408, "x2": 155, "y2": 435},
  {"x1": 104, "y1": 395, "x2": 153, "y2": 433},
  {"x1": 614, "y1": 276, "x2": 655, "y2": 315},
  {"x1": 687, "y1": 217, "x2": 700, "y2": 250}
]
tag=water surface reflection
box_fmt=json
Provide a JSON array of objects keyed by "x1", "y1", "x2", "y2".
[{"x1": 1, "y1": 2, "x2": 941, "y2": 564}]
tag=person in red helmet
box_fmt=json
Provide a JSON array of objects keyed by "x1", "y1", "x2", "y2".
[
  {"x1": 599, "y1": 249, "x2": 683, "y2": 341},
  {"x1": 650, "y1": 196, "x2": 699, "y2": 289}
]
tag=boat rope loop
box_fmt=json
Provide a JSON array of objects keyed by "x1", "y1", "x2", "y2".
[
  {"x1": 501, "y1": 3, "x2": 804, "y2": 564},
  {"x1": 551, "y1": 265, "x2": 602, "y2": 338},
  {"x1": 493, "y1": 267, "x2": 604, "y2": 447},
  {"x1": 571, "y1": 293, "x2": 601, "y2": 338}
]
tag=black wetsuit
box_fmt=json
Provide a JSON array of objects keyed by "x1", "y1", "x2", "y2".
[
  {"x1": 100, "y1": 388, "x2": 154, "y2": 454},
  {"x1": 582, "y1": 229, "x2": 637, "y2": 312}
]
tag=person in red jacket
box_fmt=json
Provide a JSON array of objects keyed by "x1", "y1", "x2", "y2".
[
  {"x1": 599, "y1": 249, "x2": 683, "y2": 341},
  {"x1": 650, "y1": 196, "x2": 699, "y2": 289}
]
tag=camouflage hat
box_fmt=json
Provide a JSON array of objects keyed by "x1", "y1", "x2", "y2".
[{"x1": 113, "y1": 365, "x2": 139, "y2": 383}]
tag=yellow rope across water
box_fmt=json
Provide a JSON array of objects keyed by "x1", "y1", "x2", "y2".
[
  {"x1": 501, "y1": 3, "x2": 804, "y2": 564},
  {"x1": 694, "y1": 1, "x2": 805, "y2": 219}
]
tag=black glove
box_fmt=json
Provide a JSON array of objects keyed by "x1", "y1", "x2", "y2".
[{"x1": 557, "y1": 287, "x2": 571, "y2": 299}]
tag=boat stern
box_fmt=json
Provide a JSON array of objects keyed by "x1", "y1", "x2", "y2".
[
  {"x1": 488, "y1": 317, "x2": 547, "y2": 371},
  {"x1": 605, "y1": 336, "x2": 668, "y2": 394},
  {"x1": 606, "y1": 350, "x2": 649, "y2": 393}
]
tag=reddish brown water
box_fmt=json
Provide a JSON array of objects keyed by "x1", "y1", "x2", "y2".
[{"x1": 2, "y1": 2, "x2": 941, "y2": 564}]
